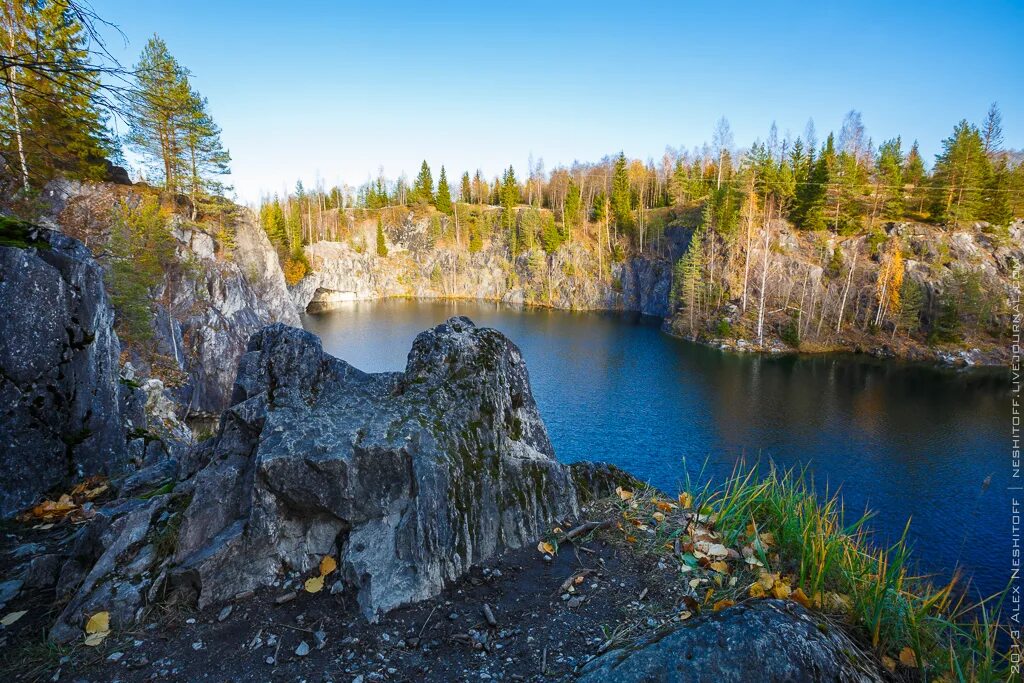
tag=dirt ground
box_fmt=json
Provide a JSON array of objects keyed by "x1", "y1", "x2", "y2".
[{"x1": 2, "y1": 504, "x2": 697, "y2": 683}]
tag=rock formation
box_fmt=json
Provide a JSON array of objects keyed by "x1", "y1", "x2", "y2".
[
  {"x1": 0, "y1": 223, "x2": 135, "y2": 517},
  {"x1": 578, "y1": 599, "x2": 883, "y2": 682},
  {"x1": 168, "y1": 317, "x2": 584, "y2": 619}
]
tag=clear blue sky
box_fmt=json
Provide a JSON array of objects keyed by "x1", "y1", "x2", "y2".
[{"x1": 91, "y1": 0, "x2": 1024, "y2": 203}]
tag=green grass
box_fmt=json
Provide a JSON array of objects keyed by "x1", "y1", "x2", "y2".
[
  {"x1": 616, "y1": 462, "x2": 1015, "y2": 681},
  {"x1": 0, "y1": 215, "x2": 49, "y2": 249}
]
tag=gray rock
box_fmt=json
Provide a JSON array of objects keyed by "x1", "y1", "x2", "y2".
[
  {"x1": 0, "y1": 227, "x2": 129, "y2": 517},
  {"x1": 120, "y1": 459, "x2": 178, "y2": 498},
  {"x1": 25, "y1": 554, "x2": 63, "y2": 589},
  {"x1": 0, "y1": 579, "x2": 23, "y2": 610},
  {"x1": 169, "y1": 318, "x2": 587, "y2": 620},
  {"x1": 577, "y1": 600, "x2": 883, "y2": 682}
]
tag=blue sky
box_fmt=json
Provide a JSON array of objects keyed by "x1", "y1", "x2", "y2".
[{"x1": 91, "y1": 0, "x2": 1024, "y2": 203}]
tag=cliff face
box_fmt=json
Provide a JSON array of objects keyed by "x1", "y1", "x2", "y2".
[
  {"x1": 153, "y1": 211, "x2": 300, "y2": 415},
  {"x1": 291, "y1": 212, "x2": 679, "y2": 318},
  {"x1": 49, "y1": 181, "x2": 299, "y2": 416},
  {"x1": 0, "y1": 224, "x2": 135, "y2": 517}
]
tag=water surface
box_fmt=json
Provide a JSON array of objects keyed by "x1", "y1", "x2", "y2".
[{"x1": 301, "y1": 299, "x2": 1010, "y2": 599}]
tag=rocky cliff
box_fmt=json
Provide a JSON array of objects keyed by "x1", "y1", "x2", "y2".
[
  {"x1": 291, "y1": 211, "x2": 683, "y2": 318},
  {"x1": 0, "y1": 222, "x2": 136, "y2": 517},
  {"x1": 48, "y1": 180, "x2": 299, "y2": 417}
]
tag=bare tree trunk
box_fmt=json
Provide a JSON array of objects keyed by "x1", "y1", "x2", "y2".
[
  {"x1": 756, "y1": 200, "x2": 774, "y2": 346},
  {"x1": 836, "y1": 247, "x2": 858, "y2": 333},
  {"x1": 740, "y1": 177, "x2": 756, "y2": 312}
]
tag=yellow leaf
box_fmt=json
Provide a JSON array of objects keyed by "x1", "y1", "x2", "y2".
[
  {"x1": 537, "y1": 541, "x2": 555, "y2": 555},
  {"x1": 652, "y1": 512, "x2": 665, "y2": 523},
  {"x1": 624, "y1": 534, "x2": 637, "y2": 543},
  {"x1": 615, "y1": 486, "x2": 634, "y2": 501},
  {"x1": 304, "y1": 576, "x2": 325, "y2": 593},
  {"x1": 881, "y1": 655, "x2": 897, "y2": 672},
  {"x1": 771, "y1": 582, "x2": 791, "y2": 599},
  {"x1": 552, "y1": 527, "x2": 563, "y2": 534},
  {"x1": 899, "y1": 646, "x2": 918, "y2": 668},
  {"x1": 319, "y1": 555, "x2": 337, "y2": 576},
  {"x1": 757, "y1": 571, "x2": 777, "y2": 590},
  {"x1": 678, "y1": 610, "x2": 692, "y2": 621},
  {"x1": 85, "y1": 611, "x2": 109, "y2": 634},
  {"x1": 790, "y1": 587, "x2": 812, "y2": 609},
  {"x1": 678, "y1": 492, "x2": 693, "y2": 509},
  {"x1": 709, "y1": 561, "x2": 730, "y2": 574},
  {"x1": 1, "y1": 610, "x2": 27, "y2": 626},
  {"x1": 83, "y1": 630, "x2": 109, "y2": 647},
  {"x1": 712, "y1": 598, "x2": 735, "y2": 612},
  {"x1": 655, "y1": 500, "x2": 675, "y2": 512},
  {"x1": 748, "y1": 583, "x2": 766, "y2": 599},
  {"x1": 759, "y1": 532, "x2": 775, "y2": 547}
]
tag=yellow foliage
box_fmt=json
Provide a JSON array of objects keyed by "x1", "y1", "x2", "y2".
[
  {"x1": 304, "y1": 576, "x2": 324, "y2": 593},
  {"x1": 283, "y1": 257, "x2": 308, "y2": 286}
]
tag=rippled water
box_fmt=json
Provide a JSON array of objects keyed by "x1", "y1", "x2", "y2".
[{"x1": 301, "y1": 299, "x2": 1011, "y2": 599}]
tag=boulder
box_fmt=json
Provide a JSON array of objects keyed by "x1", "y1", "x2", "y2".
[
  {"x1": 0, "y1": 224, "x2": 129, "y2": 517},
  {"x1": 169, "y1": 317, "x2": 583, "y2": 619},
  {"x1": 577, "y1": 599, "x2": 883, "y2": 683}
]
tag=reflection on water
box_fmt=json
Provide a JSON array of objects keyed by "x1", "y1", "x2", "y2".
[{"x1": 301, "y1": 299, "x2": 1010, "y2": 599}]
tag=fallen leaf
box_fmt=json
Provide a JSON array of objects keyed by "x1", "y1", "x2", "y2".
[
  {"x1": 899, "y1": 646, "x2": 918, "y2": 668},
  {"x1": 678, "y1": 610, "x2": 692, "y2": 621},
  {"x1": 319, "y1": 555, "x2": 337, "y2": 576},
  {"x1": 678, "y1": 492, "x2": 693, "y2": 509},
  {"x1": 748, "y1": 583, "x2": 766, "y2": 598},
  {"x1": 552, "y1": 527, "x2": 563, "y2": 534},
  {"x1": 790, "y1": 587, "x2": 812, "y2": 609},
  {"x1": 624, "y1": 534, "x2": 637, "y2": 543},
  {"x1": 85, "y1": 611, "x2": 109, "y2": 634},
  {"x1": 537, "y1": 541, "x2": 555, "y2": 555},
  {"x1": 881, "y1": 655, "x2": 897, "y2": 672},
  {"x1": 652, "y1": 512, "x2": 666, "y2": 523},
  {"x1": 759, "y1": 532, "x2": 775, "y2": 547},
  {"x1": 83, "y1": 631, "x2": 109, "y2": 646},
  {"x1": 615, "y1": 486, "x2": 634, "y2": 501},
  {"x1": 712, "y1": 599, "x2": 735, "y2": 612},
  {"x1": 1, "y1": 610, "x2": 27, "y2": 626},
  {"x1": 771, "y1": 582, "x2": 791, "y2": 599},
  {"x1": 304, "y1": 576, "x2": 325, "y2": 594},
  {"x1": 655, "y1": 500, "x2": 676, "y2": 512},
  {"x1": 709, "y1": 561, "x2": 730, "y2": 574}
]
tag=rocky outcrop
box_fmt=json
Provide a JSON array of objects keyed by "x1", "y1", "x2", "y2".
[
  {"x1": 0, "y1": 223, "x2": 134, "y2": 517},
  {"x1": 578, "y1": 599, "x2": 883, "y2": 682},
  {"x1": 168, "y1": 317, "x2": 583, "y2": 620},
  {"x1": 153, "y1": 211, "x2": 300, "y2": 415},
  {"x1": 291, "y1": 211, "x2": 677, "y2": 318}
]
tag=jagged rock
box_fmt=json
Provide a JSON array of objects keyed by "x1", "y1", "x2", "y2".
[
  {"x1": 0, "y1": 226, "x2": 129, "y2": 517},
  {"x1": 50, "y1": 496, "x2": 169, "y2": 643},
  {"x1": 120, "y1": 459, "x2": 178, "y2": 498},
  {"x1": 169, "y1": 318, "x2": 586, "y2": 620},
  {"x1": 578, "y1": 600, "x2": 883, "y2": 682}
]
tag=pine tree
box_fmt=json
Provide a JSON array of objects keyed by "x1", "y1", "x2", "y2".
[
  {"x1": 436, "y1": 166, "x2": 453, "y2": 215},
  {"x1": 460, "y1": 171, "x2": 472, "y2": 203},
  {"x1": 897, "y1": 277, "x2": 924, "y2": 336},
  {"x1": 982, "y1": 156, "x2": 1013, "y2": 226},
  {"x1": 128, "y1": 35, "x2": 192, "y2": 196},
  {"x1": 931, "y1": 121, "x2": 989, "y2": 224},
  {"x1": 674, "y1": 226, "x2": 705, "y2": 333},
  {"x1": 793, "y1": 134, "x2": 833, "y2": 231},
  {"x1": 413, "y1": 160, "x2": 434, "y2": 205},
  {"x1": 182, "y1": 88, "x2": 230, "y2": 214},
  {"x1": 903, "y1": 141, "x2": 927, "y2": 215},
  {"x1": 541, "y1": 211, "x2": 562, "y2": 254},
  {"x1": 501, "y1": 166, "x2": 519, "y2": 254},
  {"x1": 376, "y1": 217, "x2": 388, "y2": 257}
]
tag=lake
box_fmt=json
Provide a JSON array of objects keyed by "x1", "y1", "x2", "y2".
[{"x1": 301, "y1": 299, "x2": 1011, "y2": 600}]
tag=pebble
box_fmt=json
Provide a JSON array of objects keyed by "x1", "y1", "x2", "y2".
[
  {"x1": 275, "y1": 591, "x2": 297, "y2": 605},
  {"x1": 185, "y1": 618, "x2": 196, "y2": 624},
  {"x1": 448, "y1": 612, "x2": 458, "y2": 621},
  {"x1": 218, "y1": 606, "x2": 233, "y2": 622},
  {"x1": 191, "y1": 641, "x2": 204, "y2": 650},
  {"x1": 107, "y1": 652, "x2": 124, "y2": 662},
  {"x1": 295, "y1": 641, "x2": 310, "y2": 657},
  {"x1": 265, "y1": 656, "x2": 275, "y2": 665},
  {"x1": 315, "y1": 630, "x2": 327, "y2": 649}
]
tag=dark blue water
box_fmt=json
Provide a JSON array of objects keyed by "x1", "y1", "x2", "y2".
[{"x1": 301, "y1": 299, "x2": 1011, "y2": 600}]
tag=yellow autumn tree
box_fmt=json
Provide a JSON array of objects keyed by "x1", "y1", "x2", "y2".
[{"x1": 874, "y1": 238, "x2": 904, "y2": 329}]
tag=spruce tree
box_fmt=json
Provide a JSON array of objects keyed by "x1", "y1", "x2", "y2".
[
  {"x1": 460, "y1": 172, "x2": 472, "y2": 203},
  {"x1": 501, "y1": 166, "x2": 519, "y2": 255},
  {"x1": 564, "y1": 179, "x2": 582, "y2": 235},
  {"x1": 611, "y1": 152, "x2": 633, "y2": 236},
  {"x1": 875, "y1": 137, "x2": 904, "y2": 220},
  {"x1": 413, "y1": 160, "x2": 434, "y2": 205},
  {"x1": 436, "y1": 166, "x2": 453, "y2": 215}
]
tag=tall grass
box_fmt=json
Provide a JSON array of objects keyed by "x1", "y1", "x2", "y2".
[{"x1": 673, "y1": 461, "x2": 1015, "y2": 681}]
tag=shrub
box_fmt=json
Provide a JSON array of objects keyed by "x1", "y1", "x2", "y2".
[{"x1": 282, "y1": 257, "x2": 308, "y2": 286}]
